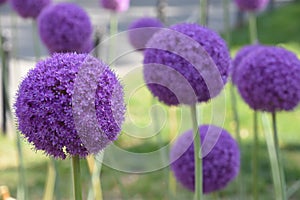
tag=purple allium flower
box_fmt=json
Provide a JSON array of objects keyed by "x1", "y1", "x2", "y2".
[
  {"x1": 15, "y1": 53, "x2": 125, "y2": 159},
  {"x1": 38, "y1": 2, "x2": 93, "y2": 54},
  {"x1": 11, "y1": 0, "x2": 51, "y2": 19},
  {"x1": 100, "y1": 0, "x2": 130, "y2": 12},
  {"x1": 236, "y1": 46, "x2": 300, "y2": 112},
  {"x1": 170, "y1": 125, "x2": 240, "y2": 193},
  {"x1": 231, "y1": 44, "x2": 264, "y2": 84},
  {"x1": 234, "y1": 0, "x2": 269, "y2": 11},
  {"x1": 143, "y1": 23, "x2": 231, "y2": 105},
  {"x1": 128, "y1": 17, "x2": 164, "y2": 51}
]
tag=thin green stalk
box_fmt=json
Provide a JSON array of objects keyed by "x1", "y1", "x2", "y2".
[
  {"x1": 168, "y1": 107, "x2": 177, "y2": 198},
  {"x1": 72, "y1": 156, "x2": 82, "y2": 200},
  {"x1": 190, "y1": 104, "x2": 203, "y2": 200},
  {"x1": 272, "y1": 112, "x2": 287, "y2": 200},
  {"x1": 109, "y1": 12, "x2": 118, "y2": 65},
  {"x1": 16, "y1": 132, "x2": 28, "y2": 200},
  {"x1": 249, "y1": 12, "x2": 258, "y2": 44},
  {"x1": 43, "y1": 159, "x2": 56, "y2": 200},
  {"x1": 32, "y1": 20, "x2": 41, "y2": 60},
  {"x1": 87, "y1": 154, "x2": 104, "y2": 200},
  {"x1": 222, "y1": 0, "x2": 231, "y2": 45},
  {"x1": 200, "y1": 0, "x2": 207, "y2": 25},
  {"x1": 252, "y1": 111, "x2": 259, "y2": 200},
  {"x1": 261, "y1": 113, "x2": 283, "y2": 200}
]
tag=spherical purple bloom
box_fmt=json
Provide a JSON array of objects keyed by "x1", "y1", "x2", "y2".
[
  {"x1": 15, "y1": 53, "x2": 125, "y2": 159},
  {"x1": 170, "y1": 125, "x2": 240, "y2": 193},
  {"x1": 236, "y1": 46, "x2": 300, "y2": 112},
  {"x1": 128, "y1": 17, "x2": 164, "y2": 51},
  {"x1": 231, "y1": 44, "x2": 264, "y2": 84},
  {"x1": 38, "y1": 2, "x2": 92, "y2": 54},
  {"x1": 100, "y1": 0, "x2": 130, "y2": 12},
  {"x1": 143, "y1": 23, "x2": 231, "y2": 105},
  {"x1": 11, "y1": 0, "x2": 51, "y2": 19},
  {"x1": 234, "y1": 0, "x2": 269, "y2": 11}
]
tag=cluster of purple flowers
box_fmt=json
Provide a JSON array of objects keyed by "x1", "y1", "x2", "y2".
[{"x1": 15, "y1": 53, "x2": 125, "y2": 159}]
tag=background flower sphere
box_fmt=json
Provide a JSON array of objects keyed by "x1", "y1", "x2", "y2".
[
  {"x1": 11, "y1": 0, "x2": 51, "y2": 19},
  {"x1": 236, "y1": 46, "x2": 300, "y2": 112},
  {"x1": 234, "y1": 0, "x2": 270, "y2": 11},
  {"x1": 100, "y1": 0, "x2": 130, "y2": 12},
  {"x1": 128, "y1": 17, "x2": 164, "y2": 51},
  {"x1": 38, "y1": 2, "x2": 92, "y2": 53},
  {"x1": 231, "y1": 44, "x2": 264, "y2": 84},
  {"x1": 170, "y1": 125, "x2": 240, "y2": 193},
  {"x1": 143, "y1": 23, "x2": 231, "y2": 105},
  {"x1": 15, "y1": 53, "x2": 125, "y2": 159}
]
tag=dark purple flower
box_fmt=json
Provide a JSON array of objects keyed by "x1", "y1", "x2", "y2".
[
  {"x1": 100, "y1": 0, "x2": 130, "y2": 12},
  {"x1": 15, "y1": 53, "x2": 125, "y2": 159},
  {"x1": 11, "y1": 0, "x2": 51, "y2": 19},
  {"x1": 231, "y1": 44, "x2": 264, "y2": 84},
  {"x1": 236, "y1": 46, "x2": 300, "y2": 112},
  {"x1": 170, "y1": 125, "x2": 240, "y2": 193},
  {"x1": 38, "y1": 2, "x2": 92, "y2": 54},
  {"x1": 128, "y1": 17, "x2": 164, "y2": 51},
  {"x1": 234, "y1": 0, "x2": 269, "y2": 11},
  {"x1": 143, "y1": 23, "x2": 231, "y2": 105}
]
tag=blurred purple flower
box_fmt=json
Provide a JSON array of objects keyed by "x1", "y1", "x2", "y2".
[
  {"x1": 15, "y1": 53, "x2": 125, "y2": 159},
  {"x1": 231, "y1": 44, "x2": 264, "y2": 84},
  {"x1": 38, "y1": 2, "x2": 92, "y2": 54},
  {"x1": 128, "y1": 17, "x2": 164, "y2": 51},
  {"x1": 236, "y1": 46, "x2": 300, "y2": 112},
  {"x1": 143, "y1": 23, "x2": 230, "y2": 105},
  {"x1": 170, "y1": 125, "x2": 240, "y2": 193},
  {"x1": 0, "y1": 0, "x2": 7, "y2": 6},
  {"x1": 11, "y1": 0, "x2": 51, "y2": 19},
  {"x1": 234, "y1": 0, "x2": 269, "y2": 11},
  {"x1": 100, "y1": 0, "x2": 130, "y2": 12}
]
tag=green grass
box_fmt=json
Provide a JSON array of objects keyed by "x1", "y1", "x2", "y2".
[{"x1": 1, "y1": 2, "x2": 300, "y2": 200}]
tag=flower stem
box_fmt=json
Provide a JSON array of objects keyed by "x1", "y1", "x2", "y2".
[
  {"x1": 252, "y1": 111, "x2": 259, "y2": 200},
  {"x1": 109, "y1": 12, "x2": 118, "y2": 65},
  {"x1": 222, "y1": 0, "x2": 231, "y2": 46},
  {"x1": 190, "y1": 104, "x2": 203, "y2": 200},
  {"x1": 200, "y1": 0, "x2": 208, "y2": 25},
  {"x1": 32, "y1": 20, "x2": 40, "y2": 60},
  {"x1": 272, "y1": 112, "x2": 287, "y2": 200},
  {"x1": 43, "y1": 158, "x2": 56, "y2": 200},
  {"x1": 87, "y1": 154, "x2": 104, "y2": 200},
  {"x1": 72, "y1": 156, "x2": 82, "y2": 200},
  {"x1": 249, "y1": 12, "x2": 258, "y2": 44},
  {"x1": 16, "y1": 132, "x2": 28, "y2": 200}
]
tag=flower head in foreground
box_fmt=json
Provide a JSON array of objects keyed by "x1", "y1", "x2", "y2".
[
  {"x1": 170, "y1": 125, "x2": 240, "y2": 193},
  {"x1": 128, "y1": 17, "x2": 164, "y2": 51},
  {"x1": 11, "y1": 0, "x2": 51, "y2": 19},
  {"x1": 143, "y1": 23, "x2": 231, "y2": 105},
  {"x1": 236, "y1": 46, "x2": 300, "y2": 112},
  {"x1": 15, "y1": 53, "x2": 125, "y2": 159},
  {"x1": 234, "y1": 0, "x2": 269, "y2": 11},
  {"x1": 231, "y1": 44, "x2": 264, "y2": 84},
  {"x1": 38, "y1": 2, "x2": 92, "y2": 54},
  {"x1": 100, "y1": 0, "x2": 130, "y2": 12}
]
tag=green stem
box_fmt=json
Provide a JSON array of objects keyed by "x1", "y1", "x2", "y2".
[
  {"x1": 252, "y1": 111, "x2": 259, "y2": 200},
  {"x1": 261, "y1": 113, "x2": 283, "y2": 200},
  {"x1": 109, "y1": 12, "x2": 118, "y2": 65},
  {"x1": 87, "y1": 154, "x2": 104, "y2": 200},
  {"x1": 190, "y1": 104, "x2": 203, "y2": 200},
  {"x1": 200, "y1": 0, "x2": 207, "y2": 25},
  {"x1": 222, "y1": 0, "x2": 231, "y2": 45},
  {"x1": 272, "y1": 112, "x2": 287, "y2": 200},
  {"x1": 249, "y1": 12, "x2": 258, "y2": 44},
  {"x1": 72, "y1": 156, "x2": 82, "y2": 200},
  {"x1": 43, "y1": 159, "x2": 56, "y2": 200},
  {"x1": 32, "y1": 20, "x2": 41, "y2": 60},
  {"x1": 16, "y1": 133, "x2": 28, "y2": 200}
]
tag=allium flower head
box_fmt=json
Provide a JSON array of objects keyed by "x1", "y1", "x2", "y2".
[
  {"x1": 11, "y1": 0, "x2": 51, "y2": 19},
  {"x1": 234, "y1": 0, "x2": 269, "y2": 11},
  {"x1": 15, "y1": 53, "x2": 125, "y2": 159},
  {"x1": 128, "y1": 17, "x2": 164, "y2": 51},
  {"x1": 143, "y1": 23, "x2": 230, "y2": 105},
  {"x1": 38, "y1": 2, "x2": 92, "y2": 54},
  {"x1": 231, "y1": 44, "x2": 264, "y2": 84},
  {"x1": 236, "y1": 46, "x2": 300, "y2": 112},
  {"x1": 100, "y1": 0, "x2": 130, "y2": 12},
  {"x1": 170, "y1": 125, "x2": 240, "y2": 193}
]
